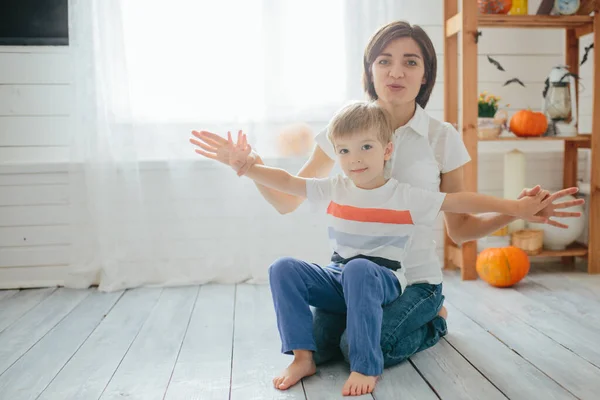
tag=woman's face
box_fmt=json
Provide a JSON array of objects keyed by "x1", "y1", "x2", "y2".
[{"x1": 371, "y1": 37, "x2": 426, "y2": 107}]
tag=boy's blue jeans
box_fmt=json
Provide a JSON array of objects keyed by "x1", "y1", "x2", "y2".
[{"x1": 268, "y1": 256, "x2": 446, "y2": 376}]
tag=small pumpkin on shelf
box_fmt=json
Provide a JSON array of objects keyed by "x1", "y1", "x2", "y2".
[
  {"x1": 476, "y1": 246, "x2": 530, "y2": 287},
  {"x1": 478, "y1": 0, "x2": 513, "y2": 14},
  {"x1": 509, "y1": 109, "x2": 548, "y2": 137}
]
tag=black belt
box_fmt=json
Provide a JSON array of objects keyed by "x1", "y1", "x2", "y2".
[{"x1": 330, "y1": 252, "x2": 402, "y2": 271}]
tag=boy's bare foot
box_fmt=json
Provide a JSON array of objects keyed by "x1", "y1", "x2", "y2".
[
  {"x1": 342, "y1": 371, "x2": 377, "y2": 396},
  {"x1": 438, "y1": 305, "x2": 448, "y2": 320},
  {"x1": 273, "y1": 351, "x2": 316, "y2": 391}
]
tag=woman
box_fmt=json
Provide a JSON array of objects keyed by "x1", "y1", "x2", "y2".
[{"x1": 192, "y1": 21, "x2": 582, "y2": 394}]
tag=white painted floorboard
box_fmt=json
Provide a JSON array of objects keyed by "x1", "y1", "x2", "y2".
[
  {"x1": 164, "y1": 284, "x2": 235, "y2": 400},
  {"x1": 0, "y1": 265, "x2": 597, "y2": 399},
  {"x1": 0, "y1": 288, "x2": 56, "y2": 333},
  {"x1": 0, "y1": 290, "x2": 122, "y2": 400},
  {"x1": 99, "y1": 286, "x2": 198, "y2": 400},
  {"x1": 38, "y1": 288, "x2": 163, "y2": 400},
  {"x1": 0, "y1": 288, "x2": 90, "y2": 375}
]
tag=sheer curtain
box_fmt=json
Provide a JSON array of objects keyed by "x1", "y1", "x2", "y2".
[{"x1": 67, "y1": 0, "x2": 400, "y2": 291}]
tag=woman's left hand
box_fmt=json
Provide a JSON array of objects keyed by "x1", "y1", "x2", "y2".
[{"x1": 518, "y1": 185, "x2": 585, "y2": 228}]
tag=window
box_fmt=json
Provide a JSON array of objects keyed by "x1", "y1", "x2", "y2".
[{"x1": 120, "y1": 0, "x2": 346, "y2": 125}]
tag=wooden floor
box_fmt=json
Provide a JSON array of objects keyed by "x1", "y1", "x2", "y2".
[{"x1": 1, "y1": 265, "x2": 599, "y2": 400}]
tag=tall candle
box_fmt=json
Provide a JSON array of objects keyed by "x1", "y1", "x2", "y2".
[{"x1": 504, "y1": 149, "x2": 526, "y2": 232}]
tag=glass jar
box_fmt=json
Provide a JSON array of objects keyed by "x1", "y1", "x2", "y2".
[{"x1": 510, "y1": 0, "x2": 528, "y2": 14}]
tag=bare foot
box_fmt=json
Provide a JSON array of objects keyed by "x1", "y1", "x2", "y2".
[
  {"x1": 342, "y1": 371, "x2": 377, "y2": 396},
  {"x1": 438, "y1": 305, "x2": 448, "y2": 319},
  {"x1": 273, "y1": 352, "x2": 316, "y2": 391}
]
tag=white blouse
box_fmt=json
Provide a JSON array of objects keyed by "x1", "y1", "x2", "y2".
[{"x1": 315, "y1": 105, "x2": 471, "y2": 285}]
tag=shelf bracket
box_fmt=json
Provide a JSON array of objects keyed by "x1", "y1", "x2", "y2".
[
  {"x1": 446, "y1": 12, "x2": 463, "y2": 37},
  {"x1": 575, "y1": 24, "x2": 594, "y2": 38}
]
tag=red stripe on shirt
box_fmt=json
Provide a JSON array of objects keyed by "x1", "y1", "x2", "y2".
[{"x1": 326, "y1": 202, "x2": 414, "y2": 225}]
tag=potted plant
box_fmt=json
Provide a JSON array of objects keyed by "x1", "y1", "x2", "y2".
[{"x1": 478, "y1": 91, "x2": 508, "y2": 139}]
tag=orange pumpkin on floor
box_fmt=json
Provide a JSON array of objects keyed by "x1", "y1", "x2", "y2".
[
  {"x1": 476, "y1": 246, "x2": 530, "y2": 287},
  {"x1": 510, "y1": 109, "x2": 548, "y2": 137}
]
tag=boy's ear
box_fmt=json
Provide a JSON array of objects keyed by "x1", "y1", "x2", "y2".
[{"x1": 384, "y1": 141, "x2": 394, "y2": 161}]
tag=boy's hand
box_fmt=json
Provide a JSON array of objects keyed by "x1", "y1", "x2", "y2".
[
  {"x1": 518, "y1": 186, "x2": 585, "y2": 227},
  {"x1": 515, "y1": 190, "x2": 552, "y2": 220},
  {"x1": 227, "y1": 131, "x2": 252, "y2": 174},
  {"x1": 191, "y1": 129, "x2": 258, "y2": 176}
]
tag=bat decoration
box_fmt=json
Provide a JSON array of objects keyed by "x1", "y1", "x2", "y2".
[
  {"x1": 503, "y1": 78, "x2": 526, "y2": 87},
  {"x1": 543, "y1": 73, "x2": 580, "y2": 98},
  {"x1": 559, "y1": 72, "x2": 580, "y2": 82},
  {"x1": 581, "y1": 43, "x2": 594, "y2": 66},
  {"x1": 474, "y1": 30, "x2": 483, "y2": 43},
  {"x1": 487, "y1": 55, "x2": 505, "y2": 72}
]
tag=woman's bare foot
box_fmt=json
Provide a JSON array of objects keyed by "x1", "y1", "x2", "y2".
[
  {"x1": 342, "y1": 371, "x2": 378, "y2": 396},
  {"x1": 438, "y1": 305, "x2": 448, "y2": 319},
  {"x1": 273, "y1": 350, "x2": 316, "y2": 391}
]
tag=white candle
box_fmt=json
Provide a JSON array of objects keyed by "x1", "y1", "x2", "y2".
[{"x1": 504, "y1": 149, "x2": 526, "y2": 232}]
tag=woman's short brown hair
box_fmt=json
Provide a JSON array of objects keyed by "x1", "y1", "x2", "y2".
[
  {"x1": 362, "y1": 21, "x2": 437, "y2": 108},
  {"x1": 327, "y1": 101, "x2": 394, "y2": 146}
]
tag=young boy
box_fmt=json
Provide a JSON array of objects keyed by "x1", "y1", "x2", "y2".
[{"x1": 224, "y1": 101, "x2": 550, "y2": 396}]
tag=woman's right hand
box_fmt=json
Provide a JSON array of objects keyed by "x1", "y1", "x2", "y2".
[{"x1": 190, "y1": 130, "x2": 258, "y2": 176}]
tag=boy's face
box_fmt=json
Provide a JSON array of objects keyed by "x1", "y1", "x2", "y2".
[{"x1": 332, "y1": 129, "x2": 394, "y2": 189}]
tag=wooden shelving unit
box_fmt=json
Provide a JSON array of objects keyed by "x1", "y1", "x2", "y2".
[
  {"x1": 477, "y1": 135, "x2": 592, "y2": 142},
  {"x1": 443, "y1": 0, "x2": 599, "y2": 280}
]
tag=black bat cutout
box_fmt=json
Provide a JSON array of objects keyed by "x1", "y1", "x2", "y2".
[
  {"x1": 487, "y1": 55, "x2": 505, "y2": 72},
  {"x1": 581, "y1": 43, "x2": 594, "y2": 66},
  {"x1": 474, "y1": 30, "x2": 483, "y2": 44},
  {"x1": 559, "y1": 72, "x2": 580, "y2": 82},
  {"x1": 503, "y1": 78, "x2": 526, "y2": 87},
  {"x1": 542, "y1": 73, "x2": 580, "y2": 98}
]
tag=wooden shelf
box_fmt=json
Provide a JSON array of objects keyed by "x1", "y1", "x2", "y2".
[
  {"x1": 446, "y1": 14, "x2": 595, "y2": 37},
  {"x1": 478, "y1": 15, "x2": 593, "y2": 29},
  {"x1": 479, "y1": 135, "x2": 591, "y2": 142},
  {"x1": 446, "y1": 242, "x2": 588, "y2": 270},
  {"x1": 530, "y1": 242, "x2": 588, "y2": 258},
  {"x1": 443, "y1": 0, "x2": 599, "y2": 279}
]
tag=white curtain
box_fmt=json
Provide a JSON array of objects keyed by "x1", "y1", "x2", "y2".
[{"x1": 67, "y1": 0, "x2": 401, "y2": 291}]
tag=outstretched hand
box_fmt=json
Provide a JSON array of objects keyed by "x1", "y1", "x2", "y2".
[
  {"x1": 515, "y1": 189, "x2": 552, "y2": 220},
  {"x1": 227, "y1": 131, "x2": 252, "y2": 174},
  {"x1": 518, "y1": 185, "x2": 585, "y2": 228},
  {"x1": 190, "y1": 129, "x2": 257, "y2": 176}
]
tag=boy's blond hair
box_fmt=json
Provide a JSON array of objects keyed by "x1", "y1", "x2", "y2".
[{"x1": 327, "y1": 101, "x2": 394, "y2": 146}]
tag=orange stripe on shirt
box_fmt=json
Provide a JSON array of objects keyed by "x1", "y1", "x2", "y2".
[{"x1": 326, "y1": 202, "x2": 414, "y2": 225}]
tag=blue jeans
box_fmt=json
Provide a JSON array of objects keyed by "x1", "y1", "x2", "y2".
[
  {"x1": 312, "y1": 281, "x2": 447, "y2": 368},
  {"x1": 268, "y1": 256, "x2": 402, "y2": 376}
]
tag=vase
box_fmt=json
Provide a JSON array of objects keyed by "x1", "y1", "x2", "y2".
[
  {"x1": 478, "y1": 109, "x2": 507, "y2": 139},
  {"x1": 527, "y1": 195, "x2": 586, "y2": 250},
  {"x1": 477, "y1": 117, "x2": 502, "y2": 139}
]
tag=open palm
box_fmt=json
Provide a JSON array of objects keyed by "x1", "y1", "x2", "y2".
[
  {"x1": 518, "y1": 186, "x2": 585, "y2": 228},
  {"x1": 227, "y1": 131, "x2": 252, "y2": 173},
  {"x1": 190, "y1": 129, "x2": 257, "y2": 175}
]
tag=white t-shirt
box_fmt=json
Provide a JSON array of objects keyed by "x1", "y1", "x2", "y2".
[
  {"x1": 306, "y1": 175, "x2": 446, "y2": 293},
  {"x1": 314, "y1": 105, "x2": 470, "y2": 285}
]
